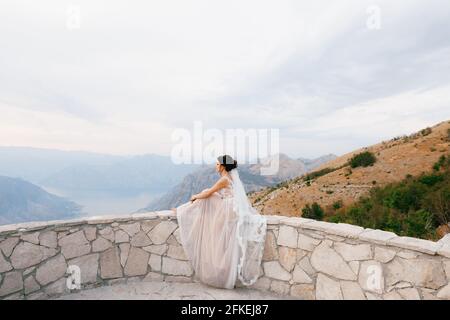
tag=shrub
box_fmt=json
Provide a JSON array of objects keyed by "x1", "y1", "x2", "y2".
[
  {"x1": 418, "y1": 174, "x2": 444, "y2": 186},
  {"x1": 304, "y1": 167, "x2": 336, "y2": 182},
  {"x1": 276, "y1": 181, "x2": 289, "y2": 189},
  {"x1": 327, "y1": 214, "x2": 343, "y2": 223},
  {"x1": 423, "y1": 185, "x2": 450, "y2": 225},
  {"x1": 433, "y1": 155, "x2": 448, "y2": 172},
  {"x1": 382, "y1": 183, "x2": 426, "y2": 213},
  {"x1": 405, "y1": 209, "x2": 435, "y2": 239},
  {"x1": 433, "y1": 163, "x2": 440, "y2": 171},
  {"x1": 349, "y1": 151, "x2": 377, "y2": 168},
  {"x1": 332, "y1": 200, "x2": 343, "y2": 210},
  {"x1": 421, "y1": 127, "x2": 432, "y2": 136},
  {"x1": 302, "y1": 202, "x2": 324, "y2": 221}
]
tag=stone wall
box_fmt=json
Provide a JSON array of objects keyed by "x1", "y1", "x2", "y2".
[
  {"x1": 0, "y1": 211, "x2": 450, "y2": 300},
  {"x1": 256, "y1": 216, "x2": 450, "y2": 300},
  {"x1": 0, "y1": 211, "x2": 194, "y2": 300}
]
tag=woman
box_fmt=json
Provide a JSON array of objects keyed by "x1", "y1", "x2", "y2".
[{"x1": 174, "y1": 155, "x2": 267, "y2": 289}]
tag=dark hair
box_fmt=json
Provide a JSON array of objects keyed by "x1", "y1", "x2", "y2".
[{"x1": 217, "y1": 155, "x2": 237, "y2": 172}]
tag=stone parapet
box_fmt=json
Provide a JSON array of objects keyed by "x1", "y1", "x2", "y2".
[{"x1": 1, "y1": 211, "x2": 449, "y2": 300}]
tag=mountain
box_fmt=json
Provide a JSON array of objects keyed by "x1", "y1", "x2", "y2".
[
  {"x1": 40, "y1": 154, "x2": 199, "y2": 195},
  {"x1": 0, "y1": 147, "x2": 200, "y2": 196},
  {"x1": 250, "y1": 120, "x2": 450, "y2": 216},
  {"x1": 0, "y1": 176, "x2": 82, "y2": 225},
  {"x1": 298, "y1": 154, "x2": 339, "y2": 171},
  {"x1": 0, "y1": 146, "x2": 122, "y2": 184},
  {"x1": 141, "y1": 153, "x2": 337, "y2": 211}
]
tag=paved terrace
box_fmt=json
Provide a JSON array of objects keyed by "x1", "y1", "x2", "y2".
[{"x1": 56, "y1": 280, "x2": 298, "y2": 300}]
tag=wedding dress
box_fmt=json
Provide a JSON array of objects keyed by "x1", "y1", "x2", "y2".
[{"x1": 176, "y1": 168, "x2": 267, "y2": 289}]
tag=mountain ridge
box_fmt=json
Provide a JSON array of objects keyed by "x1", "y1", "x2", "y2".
[
  {"x1": 250, "y1": 120, "x2": 450, "y2": 216},
  {"x1": 0, "y1": 175, "x2": 82, "y2": 225},
  {"x1": 140, "y1": 153, "x2": 337, "y2": 211},
  {"x1": 0, "y1": 147, "x2": 200, "y2": 196}
]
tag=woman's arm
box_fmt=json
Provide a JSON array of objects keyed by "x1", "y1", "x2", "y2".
[{"x1": 190, "y1": 177, "x2": 229, "y2": 202}]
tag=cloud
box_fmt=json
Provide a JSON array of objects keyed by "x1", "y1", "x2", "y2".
[{"x1": 0, "y1": 0, "x2": 449, "y2": 158}]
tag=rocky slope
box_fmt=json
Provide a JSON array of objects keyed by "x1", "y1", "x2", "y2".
[{"x1": 250, "y1": 120, "x2": 450, "y2": 216}]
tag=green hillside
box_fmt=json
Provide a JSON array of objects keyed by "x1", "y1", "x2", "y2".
[{"x1": 307, "y1": 154, "x2": 450, "y2": 240}]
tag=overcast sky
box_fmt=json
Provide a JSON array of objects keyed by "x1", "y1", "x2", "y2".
[{"x1": 1, "y1": 0, "x2": 450, "y2": 160}]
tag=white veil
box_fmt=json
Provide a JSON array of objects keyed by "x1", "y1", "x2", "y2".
[{"x1": 229, "y1": 168, "x2": 267, "y2": 286}]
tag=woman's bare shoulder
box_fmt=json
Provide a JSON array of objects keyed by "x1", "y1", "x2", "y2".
[{"x1": 217, "y1": 175, "x2": 231, "y2": 185}]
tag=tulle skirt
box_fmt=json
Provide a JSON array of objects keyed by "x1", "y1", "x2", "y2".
[{"x1": 176, "y1": 192, "x2": 240, "y2": 289}]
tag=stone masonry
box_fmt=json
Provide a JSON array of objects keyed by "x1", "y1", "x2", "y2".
[{"x1": 0, "y1": 211, "x2": 449, "y2": 300}]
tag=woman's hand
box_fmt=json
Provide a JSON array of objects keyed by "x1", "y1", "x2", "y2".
[{"x1": 190, "y1": 194, "x2": 198, "y2": 202}]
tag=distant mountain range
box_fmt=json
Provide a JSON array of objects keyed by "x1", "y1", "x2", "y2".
[
  {"x1": 0, "y1": 147, "x2": 201, "y2": 221},
  {"x1": 40, "y1": 154, "x2": 199, "y2": 195},
  {"x1": 140, "y1": 153, "x2": 337, "y2": 211},
  {"x1": 298, "y1": 154, "x2": 341, "y2": 171},
  {"x1": 0, "y1": 176, "x2": 82, "y2": 225},
  {"x1": 0, "y1": 147, "x2": 199, "y2": 196},
  {"x1": 0, "y1": 146, "x2": 338, "y2": 222},
  {"x1": 0, "y1": 146, "x2": 122, "y2": 184}
]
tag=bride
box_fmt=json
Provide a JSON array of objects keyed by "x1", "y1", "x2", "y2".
[{"x1": 173, "y1": 155, "x2": 267, "y2": 289}]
